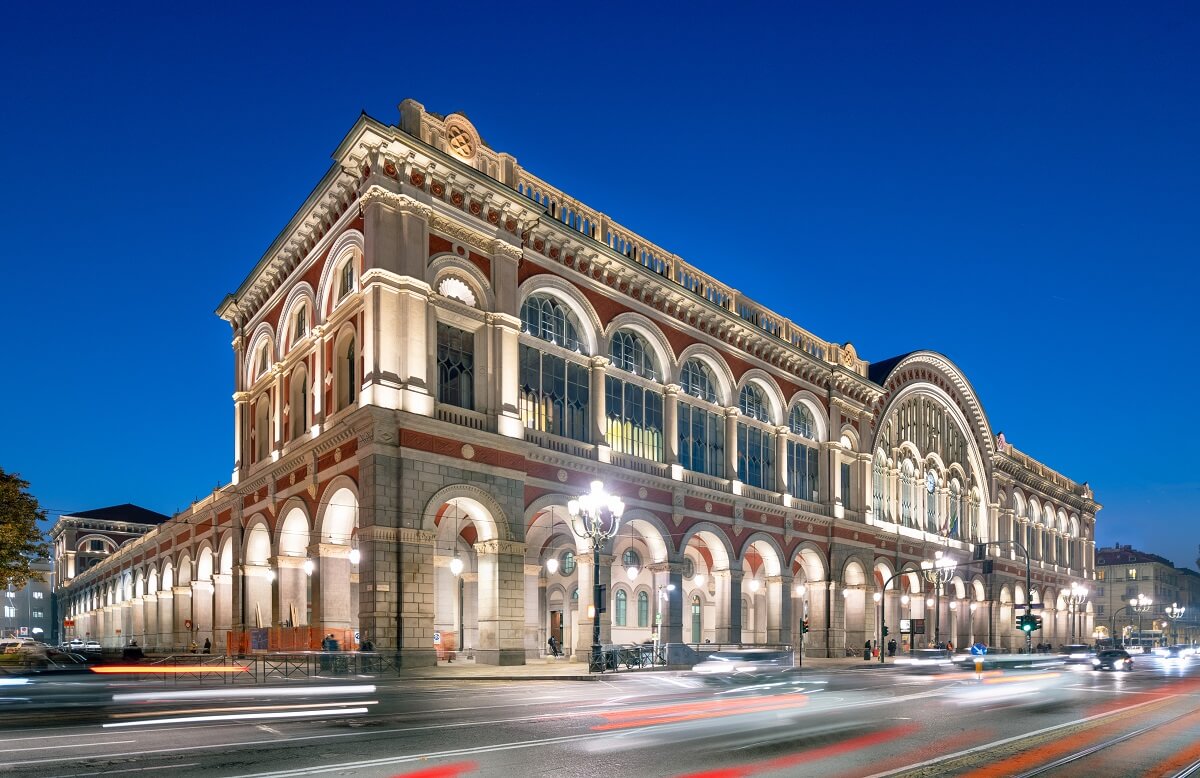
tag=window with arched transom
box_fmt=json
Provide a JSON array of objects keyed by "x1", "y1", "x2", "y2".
[
  {"x1": 926, "y1": 470, "x2": 940, "y2": 534},
  {"x1": 900, "y1": 460, "x2": 916, "y2": 528},
  {"x1": 605, "y1": 330, "x2": 663, "y2": 461},
  {"x1": 691, "y1": 595, "x2": 702, "y2": 643},
  {"x1": 677, "y1": 359, "x2": 724, "y2": 477},
  {"x1": 872, "y1": 451, "x2": 887, "y2": 520},
  {"x1": 787, "y1": 404, "x2": 820, "y2": 501},
  {"x1": 615, "y1": 589, "x2": 627, "y2": 626},
  {"x1": 288, "y1": 364, "x2": 309, "y2": 441},
  {"x1": 737, "y1": 384, "x2": 776, "y2": 489},
  {"x1": 637, "y1": 591, "x2": 649, "y2": 628},
  {"x1": 948, "y1": 480, "x2": 962, "y2": 539},
  {"x1": 519, "y1": 295, "x2": 590, "y2": 441},
  {"x1": 436, "y1": 322, "x2": 475, "y2": 410},
  {"x1": 335, "y1": 330, "x2": 357, "y2": 412},
  {"x1": 253, "y1": 395, "x2": 271, "y2": 463}
]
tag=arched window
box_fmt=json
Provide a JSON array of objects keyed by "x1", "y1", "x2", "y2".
[
  {"x1": 561, "y1": 550, "x2": 576, "y2": 576},
  {"x1": 787, "y1": 405, "x2": 820, "y2": 501},
  {"x1": 948, "y1": 480, "x2": 961, "y2": 539},
  {"x1": 901, "y1": 460, "x2": 915, "y2": 528},
  {"x1": 682, "y1": 556, "x2": 695, "y2": 580},
  {"x1": 609, "y1": 330, "x2": 657, "y2": 379},
  {"x1": 291, "y1": 306, "x2": 308, "y2": 347},
  {"x1": 691, "y1": 595, "x2": 702, "y2": 643},
  {"x1": 521, "y1": 295, "x2": 581, "y2": 350},
  {"x1": 256, "y1": 345, "x2": 270, "y2": 382},
  {"x1": 253, "y1": 396, "x2": 271, "y2": 463},
  {"x1": 680, "y1": 359, "x2": 716, "y2": 402},
  {"x1": 615, "y1": 589, "x2": 627, "y2": 626},
  {"x1": 605, "y1": 330, "x2": 663, "y2": 461},
  {"x1": 335, "y1": 332, "x2": 357, "y2": 412},
  {"x1": 637, "y1": 591, "x2": 649, "y2": 628},
  {"x1": 289, "y1": 364, "x2": 309, "y2": 440},
  {"x1": 436, "y1": 323, "x2": 474, "y2": 410},
  {"x1": 338, "y1": 257, "x2": 356, "y2": 301},
  {"x1": 872, "y1": 451, "x2": 887, "y2": 520},
  {"x1": 677, "y1": 359, "x2": 724, "y2": 477},
  {"x1": 737, "y1": 385, "x2": 775, "y2": 489},
  {"x1": 519, "y1": 295, "x2": 589, "y2": 441}
]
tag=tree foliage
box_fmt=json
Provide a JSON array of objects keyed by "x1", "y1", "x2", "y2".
[{"x1": 0, "y1": 468, "x2": 50, "y2": 589}]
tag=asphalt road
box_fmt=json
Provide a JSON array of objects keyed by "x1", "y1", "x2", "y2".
[{"x1": 2, "y1": 656, "x2": 1199, "y2": 777}]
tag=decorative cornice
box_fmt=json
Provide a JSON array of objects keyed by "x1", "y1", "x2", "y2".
[{"x1": 358, "y1": 184, "x2": 433, "y2": 219}]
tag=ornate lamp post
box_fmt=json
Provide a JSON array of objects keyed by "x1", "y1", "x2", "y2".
[
  {"x1": 568, "y1": 481, "x2": 625, "y2": 672},
  {"x1": 1164, "y1": 603, "x2": 1186, "y2": 646},
  {"x1": 1130, "y1": 593, "x2": 1153, "y2": 649},
  {"x1": 921, "y1": 550, "x2": 956, "y2": 648},
  {"x1": 1066, "y1": 582, "x2": 1088, "y2": 644}
]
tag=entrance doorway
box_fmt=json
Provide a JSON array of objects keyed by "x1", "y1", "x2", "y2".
[{"x1": 549, "y1": 610, "x2": 563, "y2": 654}]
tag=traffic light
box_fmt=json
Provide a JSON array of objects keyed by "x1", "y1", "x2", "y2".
[
  {"x1": 802, "y1": 618, "x2": 810, "y2": 634},
  {"x1": 882, "y1": 625, "x2": 889, "y2": 637},
  {"x1": 1033, "y1": 615, "x2": 1043, "y2": 631},
  {"x1": 1018, "y1": 615, "x2": 1035, "y2": 633}
]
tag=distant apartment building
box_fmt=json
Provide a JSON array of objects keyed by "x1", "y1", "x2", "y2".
[
  {"x1": 1095, "y1": 544, "x2": 1199, "y2": 645},
  {"x1": 2, "y1": 558, "x2": 54, "y2": 642}
]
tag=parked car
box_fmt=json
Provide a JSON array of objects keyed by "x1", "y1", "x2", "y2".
[{"x1": 1092, "y1": 649, "x2": 1134, "y2": 671}]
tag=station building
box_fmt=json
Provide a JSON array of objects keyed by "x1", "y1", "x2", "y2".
[{"x1": 56, "y1": 101, "x2": 1100, "y2": 663}]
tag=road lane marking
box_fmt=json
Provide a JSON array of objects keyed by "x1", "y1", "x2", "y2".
[
  {"x1": 57, "y1": 762, "x2": 200, "y2": 777},
  {"x1": 102, "y1": 707, "x2": 370, "y2": 728},
  {"x1": 0, "y1": 740, "x2": 135, "y2": 754}
]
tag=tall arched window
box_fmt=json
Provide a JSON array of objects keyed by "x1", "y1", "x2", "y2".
[
  {"x1": 436, "y1": 323, "x2": 474, "y2": 410},
  {"x1": 291, "y1": 306, "x2": 308, "y2": 347},
  {"x1": 872, "y1": 451, "x2": 887, "y2": 520},
  {"x1": 787, "y1": 405, "x2": 819, "y2": 501},
  {"x1": 605, "y1": 330, "x2": 663, "y2": 461},
  {"x1": 338, "y1": 257, "x2": 356, "y2": 301},
  {"x1": 737, "y1": 384, "x2": 775, "y2": 489},
  {"x1": 901, "y1": 460, "x2": 915, "y2": 528},
  {"x1": 289, "y1": 364, "x2": 309, "y2": 440},
  {"x1": 691, "y1": 595, "x2": 702, "y2": 643},
  {"x1": 335, "y1": 332, "x2": 356, "y2": 412},
  {"x1": 677, "y1": 359, "x2": 724, "y2": 477},
  {"x1": 519, "y1": 295, "x2": 589, "y2": 441},
  {"x1": 615, "y1": 589, "x2": 627, "y2": 627},
  {"x1": 637, "y1": 591, "x2": 649, "y2": 628},
  {"x1": 948, "y1": 480, "x2": 961, "y2": 539},
  {"x1": 253, "y1": 396, "x2": 271, "y2": 463}
]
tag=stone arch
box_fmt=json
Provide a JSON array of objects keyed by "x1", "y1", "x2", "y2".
[
  {"x1": 243, "y1": 515, "x2": 274, "y2": 565},
  {"x1": 785, "y1": 390, "x2": 830, "y2": 442},
  {"x1": 276, "y1": 500, "x2": 312, "y2": 557},
  {"x1": 517, "y1": 275, "x2": 603, "y2": 356},
  {"x1": 675, "y1": 344, "x2": 737, "y2": 407},
  {"x1": 734, "y1": 369, "x2": 787, "y2": 425},
  {"x1": 279, "y1": 282, "x2": 316, "y2": 354},
  {"x1": 217, "y1": 534, "x2": 235, "y2": 575},
  {"x1": 196, "y1": 544, "x2": 214, "y2": 581},
  {"x1": 245, "y1": 322, "x2": 278, "y2": 387},
  {"x1": 790, "y1": 542, "x2": 828, "y2": 583},
  {"x1": 160, "y1": 559, "x2": 175, "y2": 591},
  {"x1": 316, "y1": 477, "x2": 359, "y2": 545},
  {"x1": 602, "y1": 312, "x2": 677, "y2": 379},
  {"x1": 317, "y1": 229, "x2": 364, "y2": 320},
  {"x1": 175, "y1": 552, "x2": 193, "y2": 586},
  {"x1": 678, "y1": 522, "x2": 735, "y2": 571},
  {"x1": 429, "y1": 254, "x2": 494, "y2": 311},
  {"x1": 620, "y1": 509, "x2": 672, "y2": 565},
  {"x1": 738, "y1": 532, "x2": 784, "y2": 578},
  {"x1": 423, "y1": 484, "x2": 508, "y2": 542}
]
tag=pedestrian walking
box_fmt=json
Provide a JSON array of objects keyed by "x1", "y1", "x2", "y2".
[
  {"x1": 547, "y1": 635, "x2": 561, "y2": 657},
  {"x1": 887, "y1": 638, "x2": 897, "y2": 657}
]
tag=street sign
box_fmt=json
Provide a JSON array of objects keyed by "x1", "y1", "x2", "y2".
[
  {"x1": 433, "y1": 630, "x2": 442, "y2": 645},
  {"x1": 1027, "y1": 603, "x2": 1044, "y2": 610},
  {"x1": 900, "y1": 619, "x2": 911, "y2": 632},
  {"x1": 912, "y1": 619, "x2": 926, "y2": 635}
]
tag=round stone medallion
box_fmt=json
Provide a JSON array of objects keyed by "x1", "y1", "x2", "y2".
[{"x1": 461, "y1": 444, "x2": 475, "y2": 460}]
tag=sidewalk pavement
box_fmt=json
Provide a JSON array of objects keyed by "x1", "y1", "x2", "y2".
[{"x1": 391, "y1": 653, "x2": 892, "y2": 681}]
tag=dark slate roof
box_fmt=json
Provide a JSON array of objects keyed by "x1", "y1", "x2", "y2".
[
  {"x1": 67, "y1": 504, "x2": 172, "y2": 525},
  {"x1": 867, "y1": 353, "x2": 916, "y2": 386},
  {"x1": 1096, "y1": 545, "x2": 1175, "y2": 568}
]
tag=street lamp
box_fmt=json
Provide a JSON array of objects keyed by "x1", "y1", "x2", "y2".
[
  {"x1": 921, "y1": 550, "x2": 957, "y2": 648},
  {"x1": 568, "y1": 480, "x2": 625, "y2": 672},
  {"x1": 1066, "y1": 582, "x2": 1088, "y2": 644},
  {"x1": 1129, "y1": 593, "x2": 1153, "y2": 649},
  {"x1": 1164, "y1": 603, "x2": 1186, "y2": 646}
]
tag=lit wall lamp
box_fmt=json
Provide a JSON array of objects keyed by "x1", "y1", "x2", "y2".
[
  {"x1": 302, "y1": 559, "x2": 314, "y2": 577},
  {"x1": 545, "y1": 556, "x2": 559, "y2": 575}
]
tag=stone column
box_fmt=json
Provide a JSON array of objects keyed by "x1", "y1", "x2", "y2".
[
  {"x1": 98, "y1": 606, "x2": 110, "y2": 647},
  {"x1": 663, "y1": 385, "x2": 680, "y2": 466},
  {"x1": 213, "y1": 574, "x2": 232, "y2": 650},
  {"x1": 142, "y1": 595, "x2": 158, "y2": 650},
  {"x1": 775, "y1": 427, "x2": 790, "y2": 495},
  {"x1": 394, "y1": 528, "x2": 437, "y2": 667},
  {"x1": 713, "y1": 568, "x2": 743, "y2": 644},
  {"x1": 310, "y1": 544, "x2": 352, "y2": 631},
  {"x1": 157, "y1": 589, "x2": 174, "y2": 651},
  {"x1": 474, "y1": 539, "x2": 527, "y2": 665},
  {"x1": 173, "y1": 585, "x2": 193, "y2": 648},
  {"x1": 589, "y1": 356, "x2": 609, "y2": 449},
  {"x1": 574, "y1": 550, "x2": 612, "y2": 657},
  {"x1": 310, "y1": 325, "x2": 326, "y2": 430},
  {"x1": 118, "y1": 602, "x2": 133, "y2": 645},
  {"x1": 492, "y1": 312, "x2": 524, "y2": 438},
  {"x1": 524, "y1": 564, "x2": 542, "y2": 659},
  {"x1": 807, "y1": 580, "x2": 831, "y2": 657},
  {"x1": 651, "y1": 562, "x2": 685, "y2": 644},
  {"x1": 724, "y1": 408, "x2": 740, "y2": 482},
  {"x1": 130, "y1": 596, "x2": 145, "y2": 645},
  {"x1": 192, "y1": 580, "x2": 215, "y2": 647},
  {"x1": 359, "y1": 185, "x2": 433, "y2": 415},
  {"x1": 766, "y1": 574, "x2": 792, "y2": 645}
]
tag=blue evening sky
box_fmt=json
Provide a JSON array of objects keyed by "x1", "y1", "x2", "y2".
[{"x1": 2, "y1": 2, "x2": 1196, "y2": 568}]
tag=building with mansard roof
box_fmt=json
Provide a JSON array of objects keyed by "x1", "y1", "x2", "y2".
[{"x1": 56, "y1": 101, "x2": 1100, "y2": 662}]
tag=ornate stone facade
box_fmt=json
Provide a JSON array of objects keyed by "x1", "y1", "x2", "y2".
[{"x1": 56, "y1": 101, "x2": 1100, "y2": 662}]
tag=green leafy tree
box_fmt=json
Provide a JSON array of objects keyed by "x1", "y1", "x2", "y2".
[{"x1": 0, "y1": 469, "x2": 50, "y2": 588}]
